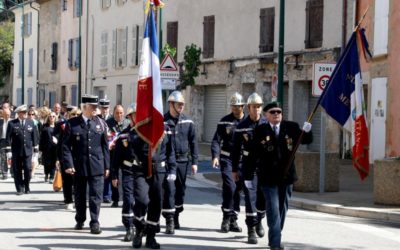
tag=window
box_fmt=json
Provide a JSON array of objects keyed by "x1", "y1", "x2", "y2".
[
  {"x1": 100, "y1": 31, "x2": 108, "y2": 69},
  {"x1": 23, "y1": 12, "x2": 32, "y2": 37},
  {"x1": 102, "y1": 0, "x2": 111, "y2": 9},
  {"x1": 116, "y1": 0, "x2": 127, "y2": 6},
  {"x1": 113, "y1": 27, "x2": 128, "y2": 68},
  {"x1": 203, "y1": 15, "x2": 215, "y2": 59},
  {"x1": 167, "y1": 21, "x2": 178, "y2": 61},
  {"x1": 373, "y1": 0, "x2": 389, "y2": 56},
  {"x1": 73, "y1": 0, "x2": 81, "y2": 18},
  {"x1": 116, "y1": 84, "x2": 122, "y2": 105},
  {"x1": 28, "y1": 88, "x2": 33, "y2": 105},
  {"x1": 51, "y1": 42, "x2": 58, "y2": 71},
  {"x1": 305, "y1": 0, "x2": 323, "y2": 49},
  {"x1": 16, "y1": 88, "x2": 22, "y2": 106},
  {"x1": 131, "y1": 24, "x2": 143, "y2": 66},
  {"x1": 18, "y1": 50, "x2": 22, "y2": 77},
  {"x1": 61, "y1": 0, "x2": 67, "y2": 11},
  {"x1": 28, "y1": 48, "x2": 33, "y2": 76},
  {"x1": 71, "y1": 85, "x2": 78, "y2": 106},
  {"x1": 61, "y1": 86, "x2": 66, "y2": 102},
  {"x1": 68, "y1": 38, "x2": 80, "y2": 69},
  {"x1": 259, "y1": 8, "x2": 275, "y2": 53},
  {"x1": 49, "y1": 91, "x2": 56, "y2": 108}
]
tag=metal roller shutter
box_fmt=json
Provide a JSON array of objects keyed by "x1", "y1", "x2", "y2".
[{"x1": 203, "y1": 85, "x2": 227, "y2": 142}]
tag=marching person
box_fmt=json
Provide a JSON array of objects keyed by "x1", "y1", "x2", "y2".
[
  {"x1": 104, "y1": 104, "x2": 129, "y2": 207},
  {"x1": 211, "y1": 92, "x2": 245, "y2": 233},
  {"x1": 232, "y1": 93, "x2": 266, "y2": 244},
  {"x1": 0, "y1": 108, "x2": 12, "y2": 179},
  {"x1": 98, "y1": 97, "x2": 112, "y2": 120},
  {"x1": 162, "y1": 90, "x2": 198, "y2": 234},
  {"x1": 253, "y1": 102, "x2": 312, "y2": 250},
  {"x1": 62, "y1": 95, "x2": 110, "y2": 234},
  {"x1": 111, "y1": 104, "x2": 137, "y2": 242},
  {"x1": 6, "y1": 104, "x2": 39, "y2": 195},
  {"x1": 39, "y1": 112, "x2": 58, "y2": 183}
]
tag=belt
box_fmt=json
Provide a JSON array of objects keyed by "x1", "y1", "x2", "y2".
[
  {"x1": 176, "y1": 152, "x2": 188, "y2": 158},
  {"x1": 123, "y1": 160, "x2": 141, "y2": 167},
  {"x1": 220, "y1": 150, "x2": 230, "y2": 157},
  {"x1": 153, "y1": 161, "x2": 166, "y2": 167}
]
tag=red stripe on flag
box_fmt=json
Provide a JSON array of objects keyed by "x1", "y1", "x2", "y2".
[{"x1": 352, "y1": 115, "x2": 369, "y2": 180}]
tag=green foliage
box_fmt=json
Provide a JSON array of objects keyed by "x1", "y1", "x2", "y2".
[
  {"x1": 179, "y1": 44, "x2": 201, "y2": 90},
  {"x1": 160, "y1": 43, "x2": 176, "y2": 62},
  {"x1": 0, "y1": 21, "x2": 14, "y2": 87}
]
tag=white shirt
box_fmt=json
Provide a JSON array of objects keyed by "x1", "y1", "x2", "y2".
[
  {"x1": 269, "y1": 122, "x2": 281, "y2": 136},
  {"x1": 1, "y1": 119, "x2": 9, "y2": 139}
]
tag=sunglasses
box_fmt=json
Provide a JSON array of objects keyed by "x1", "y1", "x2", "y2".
[
  {"x1": 28, "y1": 113, "x2": 35, "y2": 116},
  {"x1": 269, "y1": 110, "x2": 282, "y2": 114}
]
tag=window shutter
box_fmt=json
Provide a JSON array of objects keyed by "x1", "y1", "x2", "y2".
[
  {"x1": 18, "y1": 51, "x2": 22, "y2": 77},
  {"x1": 259, "y1": 7, "x2": 275, "y2": 53},
  {"x1": 68, "y1": 39, "x2": 73, "y2": 68},
  {"x1": 305, "y1": 0, "x2": 323, "y2": 48},
  {"x1": 101, "y1": 31, "x2": 108, "y2": 69},
  {"x1": 22, "y1": 14, "x2": 27, "y2": 37},
  {"x1": 121, "y1": 26, "x2": 128, "y2": 67},
  {"x1": 203, "y1": 16, "x2": 215, "y2": 59},
  {"x1": 62, "y1": 0, "x2": 67, "y2": 11},
  {"x1": 138, "y1": 25, "x2": 143, "y2": 63},
  {"x1": 131, "y1": 25, "x2": 137, "y2": 65},
  {"x1": 28, "y1": 48, "x2": 33, "y2": 76},
  {"x1": 75, "y1": 38, "x2": 80, "y2": 68},
  {"x1": 51, "y1": 42, "x2": 58, "y2": 70},
  {"x1": 112, "y1": 29, "x2": 117, "y2": 68},
  {"x1": 167, "y1": 21, "x2": 178, "y2": 61}
]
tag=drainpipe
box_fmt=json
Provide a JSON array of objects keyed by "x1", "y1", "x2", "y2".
[
  {"x1": 85, "y1": 0, "x2": 90, "y2": 94},
  {"x1": 30, "y1": 2, "x2": 39, "y2": 106}
]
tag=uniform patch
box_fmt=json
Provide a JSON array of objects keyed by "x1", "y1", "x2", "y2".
[
  {"x1": 266, "y1": 135, "x2": 270, "y2": 141},
  {"x1": 122, "y1": 139, "x2": 128, "y2": 147},
  {"x1": 226, "y1": 127, "x2": 231, "y2": 135},
  {"x1": 286, "y1": 135, "x2": 293, "y2": 151},
  {"x1": 243, "y1": 134, "x2": 249, "y2": 141},
  {"x1": 76, "y1": 135, "x2": 80, "y2": 141},
  {"x1": 96, "y1": 124, "x2": 102, "y2": 132}
]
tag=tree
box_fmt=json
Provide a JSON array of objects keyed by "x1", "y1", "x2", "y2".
[
  {"x1": 160, "y1": 43, "x2": 176, "y2": 62},
  {"x1": 0, "y1": 21, "x2": 14, "y2": 87},
  {"x1": 179, "y1": 44, "x2": 201, "y2": 90}
]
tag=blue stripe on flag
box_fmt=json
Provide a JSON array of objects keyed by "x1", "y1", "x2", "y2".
[{"x1": 144, "y1": 7, "x2": 159, "y2": 58}]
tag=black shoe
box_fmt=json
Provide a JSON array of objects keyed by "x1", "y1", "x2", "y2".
[
  {"x1": 255, "y1": 222, "x2": 265, "y2": 237},
  {"x1": 90, "y1": 225, "x2": 102, "y2": 234},
  {"x1": 132, "y1": 231, "x2": 143, "y2": 248},
  {"x1": 174, "y1": 215, "x2": 180, "y2": 229},
  {"x1": 165, "y1": 219, "x2": 175, "y2": 234},
  {"x1": 229, "y1": 218, "x2": 242, "y2": 232},
  {"x1": 111, "y1": 201, "x2": 118, "y2": 207},
  {"x1": 124, "y1": 228, "x2": 133, "y2": 242},
  {"x1": 74, "y1": 222, "x2": 84, "y2": 230},
  {"x1": 24, "y1": 190, "x2": 30, "y2": 194},
  {"x1": 248, "y1": 227, "x2": 258, "y2": 244},
  {"x1": 145, "y1": 235, "x2": 160, "y2": 249},
  {"x1": 16, "y1": 191, "x2": 23, "y2": 196},
  {"x1": 220, "y1": 218, "x2": 230, "y2": 233},
  {"x1": 103, "y1": 198, "x2": 111, "y2": 203}
]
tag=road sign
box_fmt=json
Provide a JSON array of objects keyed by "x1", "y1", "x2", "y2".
[
  {"x1": 160, "y1": 53, "x2": 179, "y2": 90},
  {"x1": 312, "y1": 63, "x2": 336, "y2": 96}
]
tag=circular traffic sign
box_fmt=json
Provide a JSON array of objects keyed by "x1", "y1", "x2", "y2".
[{"x1": 318, "y1": 75, "x2": 330, "y2": 91}]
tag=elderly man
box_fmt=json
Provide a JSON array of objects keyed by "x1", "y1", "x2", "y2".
[
  {"x1": 6, "y1": 105, "x2": 39, "y2": 195},
  {"x1": 62, "y1": 95, "x2": 110, "y2": 234}
]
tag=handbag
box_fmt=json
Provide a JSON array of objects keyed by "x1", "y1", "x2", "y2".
[{"x1": 53, "y1": 169, "x2": 63, "y2": 192}]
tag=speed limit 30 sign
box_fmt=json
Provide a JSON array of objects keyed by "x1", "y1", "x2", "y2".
[{"x1": 312, "y1": 63, "x2": 336, "y2": 96}]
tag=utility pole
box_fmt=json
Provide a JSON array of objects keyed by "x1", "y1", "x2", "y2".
[{"x1": 277, "y1": 0, "x2": 285, "y2": 106}]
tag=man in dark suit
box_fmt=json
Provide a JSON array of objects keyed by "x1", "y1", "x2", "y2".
[
  {"x1": 0, "y1": 108, "x2": 12, "y2": 179},
  {"x1": 62, "y1": 94, "x2": 110, "y2": 234},
  {"x1": 6, "y1": 105, "x2": 39, "y2": 195},
  {"x1": 253, "y1": 102, "x2": 312, "y2": 250}
]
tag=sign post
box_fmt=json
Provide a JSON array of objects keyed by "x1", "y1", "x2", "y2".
[{"x1": 160, "y1": 53, "x2": 179, "y2": 90}]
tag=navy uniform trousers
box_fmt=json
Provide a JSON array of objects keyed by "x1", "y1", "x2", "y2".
[{"x1": 220, "y1": 156, "x2": 242, "y2": 220}]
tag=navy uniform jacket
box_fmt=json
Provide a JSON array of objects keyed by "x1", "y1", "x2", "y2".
[
  {"x1": 6, "y1": 118, "x2": 39, "y2": 157},
  {"x1": 62, "y1": 115, "x2": 110, "y2": 177},
  {"x1": 111, "y1": 125, "x2": 176, "y2": 179},
  {"x1": 211, "y1": 113, "x2": 245, "y2": 160},
  {"x1": 231, "y1": 116, "x2": 266, "y2": 180},
  {"x1": 106, "y1": 117, "x2": 129, "y2": 134},
  {"x1": 253, "y1": 120, "x2": 313, "y2": 186},
  {"x1": 164, "y1": 112, "x2": 198, "y2": 164}
]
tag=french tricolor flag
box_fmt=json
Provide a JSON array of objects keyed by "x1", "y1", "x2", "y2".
[{"x1": 136, "y1": 2, "x2": 164, "y2": 154}]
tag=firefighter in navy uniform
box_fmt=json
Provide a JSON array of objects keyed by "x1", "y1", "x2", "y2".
[
  {"x1": 211, "y1": 92, "x2": 245, "y2": 233},
  {"x1": 232, "y1": 93, "x2": 266, "y2": 244},
  {"x1": 128, "y1": 108, "x2": 176, "y2": 249},
  {"x1": 162, "y1": 90, "x2": 198, "y2": 234},
  {"x1": 6, "y1": 104, "x2": 39, "y2": 195},
  {"x1": 62, "y1": 95, "x2": 110, "y2": 234},
  {"x1": 253, "y1": 102, "x2": 312, "y2": 250},
  {"x1": 111, "y1": 104, "x2": 138, "y2": 242}
]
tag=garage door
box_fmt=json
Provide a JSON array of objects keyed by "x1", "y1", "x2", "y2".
[{"x1": 203, "y1": 85, "x2": 227, "y2": 142}]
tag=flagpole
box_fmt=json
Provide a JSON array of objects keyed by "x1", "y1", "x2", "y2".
[{"x1": 282, "y1": 6, "x2": 370, "y2": 180}]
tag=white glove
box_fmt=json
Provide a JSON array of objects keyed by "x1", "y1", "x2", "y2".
[
  {"x1": 303, "y1": 122, "x2": 312, "y2": 133},
  {"x1": 6, "y1": 152, "x2": 12, "y2": 159},
  {"x1": 32, "y1": 153, "x2": 38, "y2": 163},
  {"x1": 244, "y1": 180, "x2": 253, "y2": 189},
  {"x1": 167, "y1": 174, "x2": 176, "y2": 182},
  {"x1": 52, "y1": 136, "x2": 58, "y2": 144}
]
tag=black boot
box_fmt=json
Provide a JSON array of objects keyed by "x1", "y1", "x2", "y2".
[
  {"x1": 165, "y1": 218, "x2": 175, "y2": 234},
  {"x1": 145, "y1": 233, "x2": 160, "y2": 249},
  {"x1": 124, "y1": 228, "x2": 133, "y2": 242},
  {"x1": 220, "y1": 217, "x2": 230, "y2": 233},
  {"x1": 255, "y1": 222, "x2": 265, "y2": 238},
  {"x1": 229, "y1": 217, "x2": 242, "y2": 232},
  {"x1": 174, "y1": 214, "x2": 180, "y2": 229},
  {"x1": 132, "y1": 228, "x2": 143, "y2": 248},
  {"x1": 247, "y1": 226, "x2": 258, "y2": 244}
]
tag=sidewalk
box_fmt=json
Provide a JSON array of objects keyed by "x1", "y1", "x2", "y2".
[{"x1": 197, "y1": 143, "x2": 400, "y2": 224}]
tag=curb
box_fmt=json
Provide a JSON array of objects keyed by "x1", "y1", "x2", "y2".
[{"x1": 196, "y1": 173, "x2": 400, "y2": 224}]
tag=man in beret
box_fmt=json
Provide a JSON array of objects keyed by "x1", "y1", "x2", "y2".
[
  {"x1": 62, "y1": 94, "x2": 110, "y2": 234},
  {"x1": 6, "y1": 104, "x2": 39, "y2": 195},
  {"x1": 253, "y1": 102, "x2": 312, "y2": 250}
]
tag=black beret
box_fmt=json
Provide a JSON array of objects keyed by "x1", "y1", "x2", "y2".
[{"x1": 263, "y1": 102, "x2": 282, "y2": 112}]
